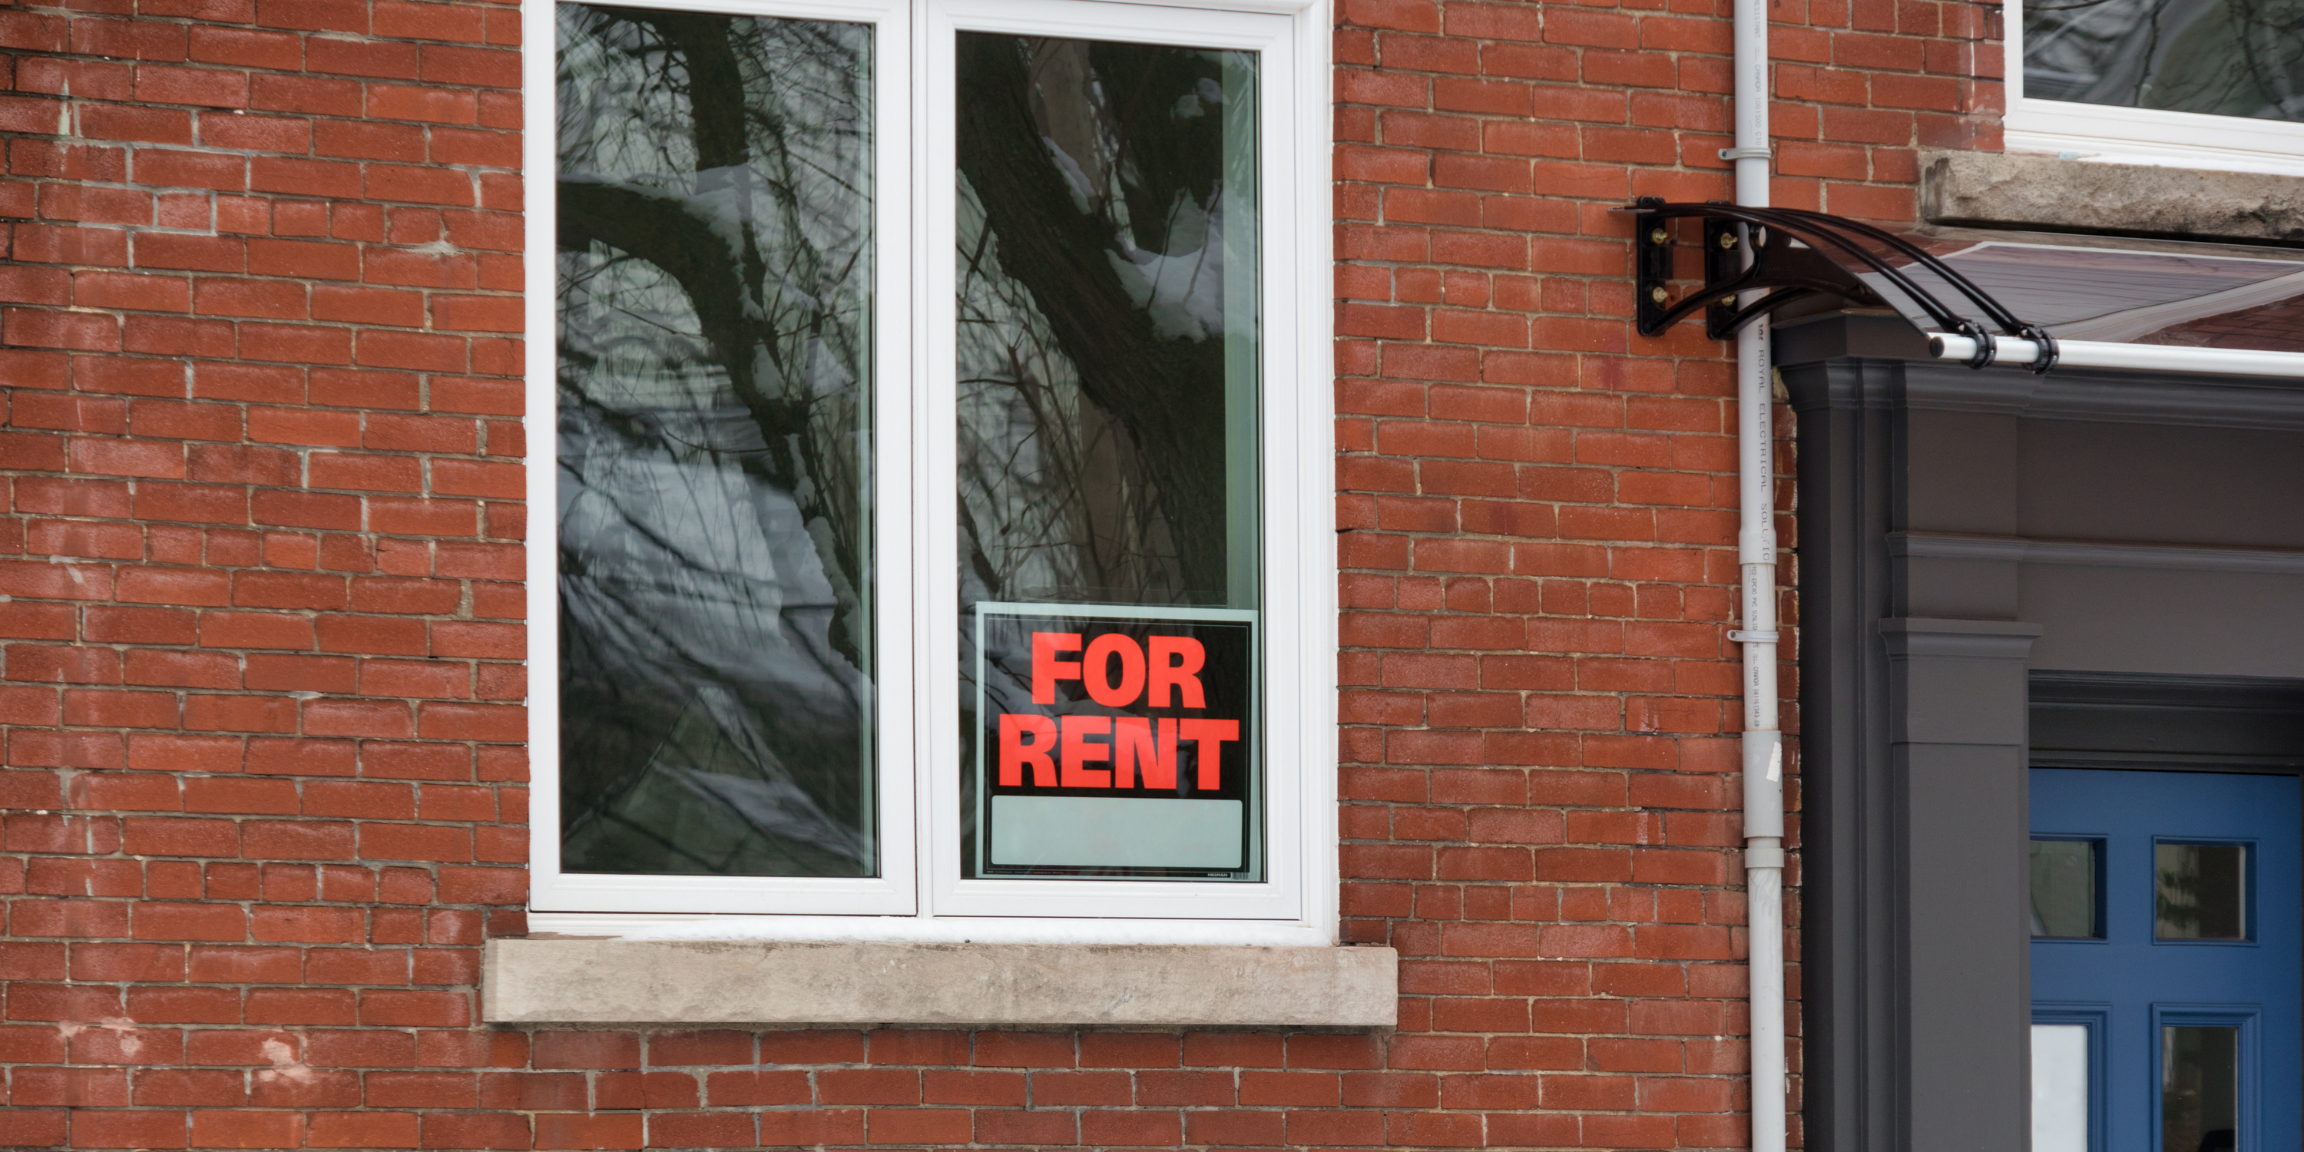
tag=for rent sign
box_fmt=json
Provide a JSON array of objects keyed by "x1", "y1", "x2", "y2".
[{"x1": 972, "y1": 603, "x2": 1258, "y2": 880}]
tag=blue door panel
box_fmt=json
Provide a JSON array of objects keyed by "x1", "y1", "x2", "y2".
[{"x1": 2032, "y1": 769, "x2": 2300, "y2": 1152}]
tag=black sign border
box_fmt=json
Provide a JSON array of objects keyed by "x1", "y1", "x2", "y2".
[{"x1": 971, "y1": 601, "x2": 1262, "y2": 882}]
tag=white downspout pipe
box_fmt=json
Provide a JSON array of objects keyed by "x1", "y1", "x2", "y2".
[{"x1": 1727, "y1": 0, "x2": 1788, "y2": 1149}]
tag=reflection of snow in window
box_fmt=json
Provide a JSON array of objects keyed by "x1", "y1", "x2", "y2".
[
  {"x1": 955, "y1": 37, "x2": 1260, "y2": 611},
  {"x1": 2025, "y1": 0, "x2": 2304, "y2": 120},
  {"x1": 554, "y1": 6, "x2": 877, "y2": 878}
]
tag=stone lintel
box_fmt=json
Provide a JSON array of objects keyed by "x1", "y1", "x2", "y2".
[{"x1": 1922, "y1": 150, "x2": 2304, "y2": 245}]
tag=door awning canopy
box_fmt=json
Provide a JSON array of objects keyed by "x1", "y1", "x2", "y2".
[{"x1": 1624, "y1": 198, "x2": 2304, "y2": 380}]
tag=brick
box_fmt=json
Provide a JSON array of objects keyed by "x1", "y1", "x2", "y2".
[
  {"x1": 703, "y1": 1069, "x2": 808, "y2": 1107},
  {"x1": 366, "y1": 163, "x2": 476, "y2": 206},
  {"x1": 111, "y1": 390, "x2": 243, "y2": 441},
  {"x1": 367, "y1": 84, "x2": 477, "y2": 124},
  {"x1": 188, "y1": 25, "x2": 300, "y2": 68},
  {"x1": 431, "y1": 294, "x2": 521, "y2": 332},
  {"x1": 420, "y1": 1113, "x2": 531, "y2": 1149},
  {"x1": 246, "y1": 237, "x2": 361, "y2": 281},
  {"x1": 65, "y1": 1112, "x2": 187, "y2": 1149},
  {"x1": 356, "y1": 330, "x2": 468, "y2": 372},
  {"x1": 135, "y1": 902, "x2": 247, "y2": 942},
  {"x1": 430, "y1": 127, "x2": 520, "y2": 169},
  {"x1": 308, "y1": 36, "x2": 418, "y2": 80},
  {"x1": 535, "y1": 1031, "x2": 641, "y2": 1070}
]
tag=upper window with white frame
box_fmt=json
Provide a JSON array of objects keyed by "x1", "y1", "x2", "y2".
[
  {"x1": 2007, "y1": 0, "x2": 2304, "y2": 169},
  {"x1": 521, "y1": 0, "x2": 1333, "y2": 939}
]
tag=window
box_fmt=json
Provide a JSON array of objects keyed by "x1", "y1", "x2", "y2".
[
  {"x1": 2031, "y1": 1010, "x2": 2106, "y2": 1152},
  {"x1": 2153, "y1": 841, "x2": 2250, "y2": 942},
  {"x1": 520, "y1": 0, "x2": 1333, "y2": 941},
  {"x1": 2031, "y1": 838, "x2": 2103, "y2": 939},
  {"x1": 2006, "y1": 0, "x2": 2304, "y2": 172}
]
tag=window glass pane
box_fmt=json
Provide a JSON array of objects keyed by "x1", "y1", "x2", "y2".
[
  {"x1": 2024, "y1": 0, "x2": 2304, "y2": 123},
  {"x1": 2033, "y1": 1023, "x2": 2091, "y2": 1152},
  {"x1": 555, "y1": 5, "x2": 876, "y2": 877},
  {"x1": 2157, "y1": 842, "x2": 2248, "y2": 940},
  {"x1": 955, "y1": 33, "x2": 1262, "y2": 881},
  {"x1": 2032, "y1": 838, "x2": 2101, "y2": 938},
  {"x1": 2162, "y1": 1025, "x2": 2240, "y2": 1152}
]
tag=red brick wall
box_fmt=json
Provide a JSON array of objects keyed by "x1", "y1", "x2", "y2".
[
  {"x1": 0, "y1": 0, "x2": 2001, "y2": 1146},
  {"x1": 1328, "y1": 0, "x2": 1995, "y2": 1145}
]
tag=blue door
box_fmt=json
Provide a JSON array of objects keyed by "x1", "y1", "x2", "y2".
[{"x1": 2031, "y1": 769, "x2": 2301, "y2": 1152}]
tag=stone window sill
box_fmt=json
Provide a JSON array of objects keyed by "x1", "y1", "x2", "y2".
[{"x1": 481, "y1": 939, "x2": 1398, "y2": 1028}]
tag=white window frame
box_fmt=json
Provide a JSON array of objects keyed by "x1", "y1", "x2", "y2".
[
  {"x1": 2004, "y1": 0, "x2": 2304, "y2": 176},
  {"x1": 521, "y1": 0, "x2": 1336, "y2": 944}
]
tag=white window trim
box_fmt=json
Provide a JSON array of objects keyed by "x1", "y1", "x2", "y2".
[
  {"x1": 2003, "y1": 0, "x2": 2304, "y2": 177},
  {"x1": 521, "y1": 0, "x2": 1336, "y2": 944}
]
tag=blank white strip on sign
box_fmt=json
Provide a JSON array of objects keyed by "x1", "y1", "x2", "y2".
[{"x1": 992, "y1": 797, "x2": 1243, "y2": 869}]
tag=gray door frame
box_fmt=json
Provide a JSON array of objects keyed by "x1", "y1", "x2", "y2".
[{"x1": 1780, "y1": 315, "x2": 2304, "y2": 1152}]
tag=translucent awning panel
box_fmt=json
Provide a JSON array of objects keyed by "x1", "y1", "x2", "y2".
[{"x1": 1850, "y1": 237, "x2": 2304, "y2": 355}]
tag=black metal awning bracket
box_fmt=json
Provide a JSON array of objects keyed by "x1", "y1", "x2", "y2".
[
  {"x1": 1702, "y1": 217, "x2": 1742, "y2": 339},
  {"x1": 1627, "y1": 198, "x2": 1892, "y2": 339},
  {"x1": 1619, "y1": 198, "x2": 2053, "y2": 372},
  {"x1": 1633, "y1": 202, "x2": 1679, "y2": 336}
]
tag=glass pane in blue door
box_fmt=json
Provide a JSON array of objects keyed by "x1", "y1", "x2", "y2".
[
  {"x1": 2157, "y1": 844, "x2": 2249, "y2": 941},
  {"x1": 2035, "y1": 838, "x2": 2104, "y2": 938},
  {"x1": 2031, "y1": 768, "x2": 2301, "y2": 1152},
  {"x1": 2162, "y1": 1024, "x2": 2239, "y2": 1152},
  {"x1": 2036, "y1": 1021, "x2": 2092, "y2": 1152}
]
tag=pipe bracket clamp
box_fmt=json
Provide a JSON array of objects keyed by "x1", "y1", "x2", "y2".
[
  {"x1": 1955, "y1": 321, "x2": 1998, "y2": 369},
  {"x1": 1718, "y1": 146, "x2": 1774, "y2": 161},
  {"x1": 2020, "y1": 324, "x2": 2060, "y2": 375},
  {"x1": 1728, "y1": 630, "x2": 1780, "y2": 644},
  {"x1": 1746, "y1": 846, "x2": 1786, "y2": 870}
]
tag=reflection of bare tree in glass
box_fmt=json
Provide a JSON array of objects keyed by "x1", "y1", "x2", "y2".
[
  {"x1": 556, "y1": 7, "x2": 875, "y2": 876},
  {"x1": 956, "y1": 37, "x2": 1254, "y2": 608},
  {"x1": 561, "y1": 10, "x2": 870, "y2": 639},
  {"x1": 2026, "y1": 0, "x2": 2304, "y2": 119},
  {"x1": 2154, "y1": 844, "x2": 2246, "y2": 938},
  {"x1": 952, "y1": 36, "x2": 1258, "y2": 876}
]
